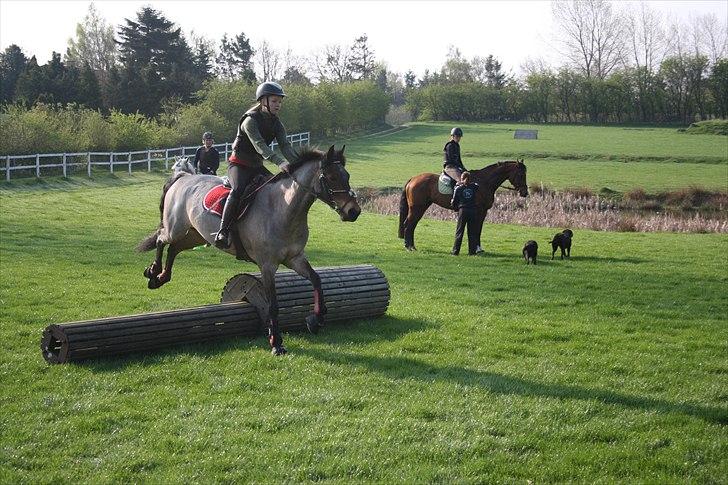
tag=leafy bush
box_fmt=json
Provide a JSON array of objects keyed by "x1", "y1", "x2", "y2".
[{"x1": 684, "y1": 119, "x2": 728, "y2": 135}]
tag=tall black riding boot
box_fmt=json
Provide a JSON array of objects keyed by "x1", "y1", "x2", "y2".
[{"x1": 214, "y1": 193, "x2": 240, "y2": 249}]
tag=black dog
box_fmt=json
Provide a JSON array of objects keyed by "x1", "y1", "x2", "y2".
[
  {"x1": 550, "y1": 229, "x2": 573, "y2": 259},
  {"x1": 523, "y1": 240, "x2": 538, "y2": 264}
]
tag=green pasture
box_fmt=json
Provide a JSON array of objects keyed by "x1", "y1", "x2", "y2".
[
  {"x1": 1, "y1": 175, "x2": 726, "y2": 482},
  {"x1": 338, "y1": 122, "x2": 728, "y2": 192}
]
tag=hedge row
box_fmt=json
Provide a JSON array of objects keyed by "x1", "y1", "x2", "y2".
[{"x1": 0, "y1": 80, "x2": 390, "y2": 155}]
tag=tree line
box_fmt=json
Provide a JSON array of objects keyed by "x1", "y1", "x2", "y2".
[{"x1": 0, "y1": 1, "x2": 726, "y2": 155}]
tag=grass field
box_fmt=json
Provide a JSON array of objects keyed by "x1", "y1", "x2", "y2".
[
  {"x1": 1, "y1": 123, "x2": 727, "y2": 482},
  {"x1": 338, "y1": 122, "x2": 728, "y2": 192}
]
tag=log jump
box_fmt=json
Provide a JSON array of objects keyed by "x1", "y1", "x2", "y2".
[{"x1": 41, "y1": 265, "x2": 389, "y2": 364}]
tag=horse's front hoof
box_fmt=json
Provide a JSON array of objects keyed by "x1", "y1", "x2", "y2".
[
  {"x1": 271, "y1": 345, "x2": 287, "y2": 356},
  {"x1": 143, "y1": 265, "x2": 159, "y2": 279},
  {"x1": 147, "y1": 277, "x2": 162, "y2": 289},
  {"x1": 405, "y1": 245, "x2": 416, "y2": 251}
]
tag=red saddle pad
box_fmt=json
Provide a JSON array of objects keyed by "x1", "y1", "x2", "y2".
[{"x1": 203, "y1": 184, "x2": 230, "y2": 217}]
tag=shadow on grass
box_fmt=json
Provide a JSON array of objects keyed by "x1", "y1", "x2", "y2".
[{"x1": 300, "y1": 347, "x2": 728, "y2": 425}]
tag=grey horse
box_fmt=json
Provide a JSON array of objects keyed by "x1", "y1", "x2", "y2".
[{"x1": 137, "y1": 146, "x2": 360, "y2": 355}]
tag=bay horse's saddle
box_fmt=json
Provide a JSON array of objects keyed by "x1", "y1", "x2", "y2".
[{"x1": 438, "y1": 171, "x2": 457, "y2": 195}]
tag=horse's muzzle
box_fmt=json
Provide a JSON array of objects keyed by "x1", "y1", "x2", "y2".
[
  {"x1": 340, "y1": 201, "x2": 361, "y2": 222},
  {"x1": 519, "y1": 187, "x2": 529, "y2": 197}
]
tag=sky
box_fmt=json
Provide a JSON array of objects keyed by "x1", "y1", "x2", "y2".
[{"x1": 0, "y1": 0, "x2": 726, "y2": 78}]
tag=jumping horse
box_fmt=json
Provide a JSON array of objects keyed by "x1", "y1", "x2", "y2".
[
  {"x1": 398, "y1": 160, "x2": 529, "y2": 251},
  {"x1": 138, "y1": 146, "x2": 360, "y2": 355}
]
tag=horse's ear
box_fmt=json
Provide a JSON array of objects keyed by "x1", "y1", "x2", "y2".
[
  {"x1": 326, "y1": 145, "x2": 335, "y2": 159},
  {"x1": 340, "y1": 145, "x2": 346, "y2": 154}
]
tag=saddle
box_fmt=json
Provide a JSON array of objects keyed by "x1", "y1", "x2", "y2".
[
  {"x1": 203, "y1": 174, "x2": 272, "y2": 262},
  {"x1": 438, "y1": 171, "x2": 457, "y2": 195},
  {"x1": 203, "y1": 174, "x2": 269, "y2": 219}
]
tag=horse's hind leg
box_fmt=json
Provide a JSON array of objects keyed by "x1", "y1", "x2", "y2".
[
  {"x1": 404, "y1": 204, "x2": 428, "y2": 250},
  {"x1": 148, "y1": 234, "x2": 201, "y2": 289},
  {"x1": 260, "y1": 262, "x2": 286, "y2": 356},
  {"x1": 144, "y1": 239, "x2": 165, "y2": 280},
  {"x1": 285, "y1": 254, "x2": 326, "y2": 334}
]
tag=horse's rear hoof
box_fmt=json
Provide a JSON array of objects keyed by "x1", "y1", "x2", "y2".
[
  {"x1": 147, "y1": 277, "x2": 162, "y2": 289},
  {"x1": 305, "y1": 314, "x2": 321, "y2": 334},
  {"x1": 271, "y1": 345, "x2": 287, "y2": 356}
]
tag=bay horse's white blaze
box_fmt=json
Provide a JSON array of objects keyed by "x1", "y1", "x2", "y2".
[{"x1": 139, "y1": 146, "x2": 360, "y2": 355}]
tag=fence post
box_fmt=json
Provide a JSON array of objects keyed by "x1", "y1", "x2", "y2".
[
  {"x1": 36, "y1": 154, "x2": 40, "y2": 178},
  {"x1": 62, "y1": 153, "x2": 67, "y2": 178},
  {"x1": 147, "y1": 149, "x2": 151, "y2": 172},
  {"x1": 128, "y1": 152, "x2": 132, "y2": 175},
  {"x1": 5, "y1": 155, "x2": 10, "y2": 182},
  {"x1": 87, "y1": 152, "x2": 91, "y2": 178},
  {"x1": 225, "y1": 143, "x2": 229, "y2": 161},
  {"x1": 110, "y1": 153, "x2": 114, "y2": 174},
  {"x1": 165, "y1": 149, "x2": 169, "y2": 170}
]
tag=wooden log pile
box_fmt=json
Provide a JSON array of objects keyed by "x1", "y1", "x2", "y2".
[{"x1": 41, "y1": 265, "x2": 389, "y2": 364}]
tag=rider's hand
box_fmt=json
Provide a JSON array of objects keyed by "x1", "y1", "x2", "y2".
[{"x1": 279, "y1": 161, "x2": 291, "y2": 173}]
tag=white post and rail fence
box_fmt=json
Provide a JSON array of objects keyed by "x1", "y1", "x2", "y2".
[{"x1": 1, "y1": 132, "x2": 310, "y2": 181}]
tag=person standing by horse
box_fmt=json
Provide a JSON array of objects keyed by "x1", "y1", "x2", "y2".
[
  {"x1": 194, "y1": 132, "x2": 220, "y2": 175},
  {"x1": 214, "y1": 81, "x2": 298, "y2": 249},
  {"x1": 444, "y1": 127, "x2": 467, "y2": 183},
  {"x1": 450, "y1": 171, "x2": 480, "y2": 255}
]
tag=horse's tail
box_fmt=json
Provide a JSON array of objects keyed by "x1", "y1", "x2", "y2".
[
  {"x1": 136, "y1": 172, "x2": 188, "y2": 252},
  {"x1": 398, "y1": 179, "x2": 411, "y2": 239}
]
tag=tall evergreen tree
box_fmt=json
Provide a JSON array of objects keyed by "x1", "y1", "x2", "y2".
[
  {"x1": 0, "y1": 44, "x2": 28, "y2": 104},
  {"x1": 117, "y1": 7, "x2": 197, "y2": 115},
  {"x1": 215, "y1": 32, "x2": 256, "y2": 82},
  {"x1": 347, "y1": 35, "x2": 376, "y2": 80}
]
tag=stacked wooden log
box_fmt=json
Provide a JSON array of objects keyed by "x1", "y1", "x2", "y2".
[{"x1": 41, "y1": 265, "x2": 389, "y2": 364}]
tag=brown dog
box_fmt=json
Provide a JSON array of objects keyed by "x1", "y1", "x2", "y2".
[
  {"x1": 523, "y1": 240, "x2": 538, "y2": 264},
  {"x1": 550, "y1": 229, "x2": 573, "y2": 259}
]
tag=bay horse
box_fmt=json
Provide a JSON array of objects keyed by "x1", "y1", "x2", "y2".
[
  {"x1": 137, "y1": 146, "x2": 360, "y2": 355},
  {"x1": 398, "y1": 160, "x2": 529, "y2": 251}
]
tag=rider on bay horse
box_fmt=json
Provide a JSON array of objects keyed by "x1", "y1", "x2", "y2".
[
  {"x1": 214, "y1": 81, "x2": 298, "y2": 249},
  {"x1": 443, "y1": 127, "x2": 467, "y2": 184}
]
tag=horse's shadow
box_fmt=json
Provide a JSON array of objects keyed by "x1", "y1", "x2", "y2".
[{"x1": 298, "y1": 347, "x2": 727, "y2": 425}]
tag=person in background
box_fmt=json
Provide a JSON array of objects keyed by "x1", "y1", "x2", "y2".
[
  {"x1": 194, "y1": 132, "x2": 220, "y2": 175},
  {"x1": 214, "y1": 81, "x2": 297, "y2": 249},
  {"x1": 450, "y1": 171, "x2": 479, "y2": 256},
  {"x1": 443, "y1": 127, "x2": 466, "y2": 183}
]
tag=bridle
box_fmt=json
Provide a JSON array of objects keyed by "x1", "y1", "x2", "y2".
[{"x1": 288, "y1": 160, "x2": 356, "y2": 214}]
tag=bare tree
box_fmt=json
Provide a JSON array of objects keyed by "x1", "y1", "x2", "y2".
[
  {"x1": 312, "y1": 44, "x2": 351, "y2": 82},
  {"x1": 65, "y1": 2, "x2": 118, "y2": 72},
  {"x1": 256, "y1": 40, "x2": 281, "y2": 81},
  {"x1": 624, "y1": 2, "x2": 666, "y2": 73},
  {"x1": 551, "y1": 0, "x2": 625, "y2": 79},
  {"x1": 696, "y1": 13, "x2": 727, "y2": 64}
]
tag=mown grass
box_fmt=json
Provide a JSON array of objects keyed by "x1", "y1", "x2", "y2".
[
  {"x1": 1, "y1": 175, "x2": 726, "y2": 482},
  {"x1": 337, "y1": 122, "x2": 728, "y2": 192}
]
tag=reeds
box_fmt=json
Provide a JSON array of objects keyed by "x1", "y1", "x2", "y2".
[{"x1": 361, "y1": 188, "x2": 728, "y2": 233}]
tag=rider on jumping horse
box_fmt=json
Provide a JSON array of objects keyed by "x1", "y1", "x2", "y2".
[
  {"x1": 214, "y1": 81, "x2": 298, "y2": 249},
  {"x1": 443, "y1": 127, "x2": 467, "y2": 184}
]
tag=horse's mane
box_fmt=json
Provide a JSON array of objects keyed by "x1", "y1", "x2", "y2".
[
  {"x1": 290, "y1": 146, "x2": 346, "y2": 172},
  {"x1": 471, "y1": 160, "x2": 522, "y2": 177}
]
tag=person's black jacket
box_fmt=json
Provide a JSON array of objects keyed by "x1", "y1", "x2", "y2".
[
  {"x1": 194, "y1": 146, "x2": 220, "y2": 175},
  {"x1": 443, "y1": 140, "x2": 464, "y2": 169},
  {"x1": 451, "y1": 182, "x2": 479, "y2": 210}
]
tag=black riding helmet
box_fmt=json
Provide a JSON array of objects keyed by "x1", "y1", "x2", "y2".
[
  {"x1": 451, "y1": 127, "x2": 463, "y2": 137},
  {"x1": 256, "y1": 81, "x2": 286, "y2": 100},
  {"x1": 202, "y1": 131, "x2": 213, "y2": 140}
]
